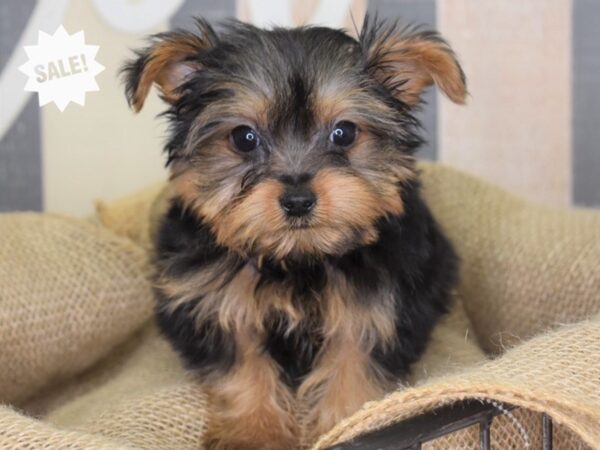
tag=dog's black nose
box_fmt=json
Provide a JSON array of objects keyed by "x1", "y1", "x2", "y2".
[{"x1": 279, "y1": 187, "x2": 316, "y2": 217}]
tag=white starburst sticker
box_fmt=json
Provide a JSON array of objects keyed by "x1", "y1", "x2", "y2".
[{"x1": 18, "y1": 25, "x2": 105, "y2": 111}]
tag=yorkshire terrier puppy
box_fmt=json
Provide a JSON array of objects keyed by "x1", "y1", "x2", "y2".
[{"x1": 123, "y1": 16, "x2": 465, "y2": 449}]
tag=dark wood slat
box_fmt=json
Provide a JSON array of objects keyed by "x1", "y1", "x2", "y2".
[
  {"x1": 542, "y1": 414, "x2": 553, "y2": 450},
  {"x1": 479, "y1": 417, "x2": 492, "y2": 450}
]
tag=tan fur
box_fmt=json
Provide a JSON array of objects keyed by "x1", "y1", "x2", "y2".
[
  {"x1": 313, "y1": 166, "x2": 403, "y2": 222},
  {"x1": 320, "y1": 269, "x2": 397, "y2": 347},
  {"x1": 204, "y1": 328, "x2": 298, "y2": 450},
  {"x1": 132, "y1": 35, "x2": 210, "y2": 112},
  {"x1": 189, "y1": 166, "x2": 409, "y2": 261},
  {"x1": 214, "y1": 179, "x2": 287, "y2": 256},
  {"x1": 157, "y1": 259, "x2": 304, "y2": 338},
  {"x1": 314, "y1": 82, "x2": 398, "y2": 126},
  {"x1": 298, "y1": 338, "x2": 389, "y2": 445},
  {"x1": 366, "y1": 33, "x2": 467, "y2": 105},
  {"x1": 297, "y1": 271, "x2": 396, "y2": 445},
  {"x1": 347, "y1": 136, "x2": 416, "y2": 212},
  {"x1": 171, "y1": 159, "x2": 242, "y2": 226}
]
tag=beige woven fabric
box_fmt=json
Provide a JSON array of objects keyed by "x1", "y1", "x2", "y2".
[
  {"x1": 0, "y1": 214, "x2": 153, "y2": 405},
  {"x1": 1, "y1": 162, "x2": 598, "y2": 449},
  {"x1": 94, "y1": 182, "x2": 172, "y2": 252},
  {"x1": 421, "y1": 163, "x2": 600, "y2": 354}
]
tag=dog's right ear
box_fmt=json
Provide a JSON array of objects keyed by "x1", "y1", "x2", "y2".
[
  {"x1": 121, "y1": 19, "x2": 218, "y2": 112},
  {"x1": 360, "y1": 16, "x2": 466, "y2": 106}
]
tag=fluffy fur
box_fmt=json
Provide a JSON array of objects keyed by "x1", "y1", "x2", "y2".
[{"x1": 122, "y1": 16, "x2": 466, "y2": 449}]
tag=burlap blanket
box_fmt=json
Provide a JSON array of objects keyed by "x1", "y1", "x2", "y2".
[{"x1": 1, "y1": 162, "x2": 598, "y2": 449}]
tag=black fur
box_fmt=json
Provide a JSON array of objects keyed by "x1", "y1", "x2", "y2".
[
  {"x1": 155, "y1": 298, "x2": 237, "y2": 375},
  {"x1": 264, "y1": 311, "x2": 323, "y2": 388},
  {"x1": 154, "y1": 201, "x2": 239, "y2": 375},
  {"x1": 365, "y1": 182, "x2": 457, "y2": 378}
]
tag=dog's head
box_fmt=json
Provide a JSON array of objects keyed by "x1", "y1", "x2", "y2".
[{"x1": 122, "y1": 17, "x2": 466, "y2": 260}]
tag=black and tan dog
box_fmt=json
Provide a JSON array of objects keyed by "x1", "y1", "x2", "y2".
[{"x1": 122, "y1": 16, "x2": 466, "y2": 449}]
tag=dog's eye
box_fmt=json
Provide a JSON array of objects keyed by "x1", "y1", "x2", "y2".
[
  {"x1": 231, "y1": 126, "x2": 260, "y2": 152},
  {"x1": 330, "y1": 121, "x2": 357, "y2": 147}
]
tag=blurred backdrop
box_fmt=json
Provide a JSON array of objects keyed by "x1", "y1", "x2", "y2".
[{"x1": 1, "y1": 0, "x2": 599, "y2": 215}]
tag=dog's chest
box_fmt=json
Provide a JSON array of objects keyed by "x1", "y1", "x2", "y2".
[
  {"x1": 160, "y1": 250, "x2": 398, "y2": 385},
  {"x1": 216, "y1": 260, "x2": 396, "y2": 386}
]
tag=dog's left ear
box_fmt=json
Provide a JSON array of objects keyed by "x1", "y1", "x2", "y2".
[
  {"x1": 121, "y1": 18, "x2": 218, "y2": 112},
  {"x1": 360, "y1": 17, "x2": 467, "y2": 106}
]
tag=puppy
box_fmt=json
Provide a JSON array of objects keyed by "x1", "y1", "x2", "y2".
[{"x1": 122, "y1": 16, "x2": 465, "y2": 449}]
